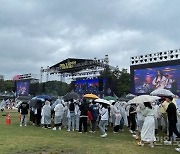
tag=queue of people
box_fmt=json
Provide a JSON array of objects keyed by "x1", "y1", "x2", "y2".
[{"x1": 17, "y1": 95, "x2": 180, "y2": 150}]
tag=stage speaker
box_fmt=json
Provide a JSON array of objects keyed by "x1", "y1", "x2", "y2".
[{"x1": 98, "y1": 78, "x2": 103, "y2": 91}]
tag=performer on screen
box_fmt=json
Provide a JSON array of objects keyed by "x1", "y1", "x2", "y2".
[
  {"x1": 164, "y1": 74, "x2": 174, "y2": 90},
  {"x1": 152, "y1": 70, "x2": 166, "y2": 89}
]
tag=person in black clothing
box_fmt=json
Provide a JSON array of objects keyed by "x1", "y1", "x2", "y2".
[
  {"x1": 79, "y1": 99, "x2": 89, "y2": 133},
  {"x1": 19, "y1": 101, "x2": 29, "y2": 127},
  {"x1": 129, "y1": 104, "x2": 137, "y2": 134},
  {"x1": 166, "y1": 96, "x2": 180, "y2": 141}
]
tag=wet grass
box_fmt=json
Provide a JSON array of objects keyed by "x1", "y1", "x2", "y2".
[{"x1": 0, "y1": 110, "x2": 178, "y2": 154}]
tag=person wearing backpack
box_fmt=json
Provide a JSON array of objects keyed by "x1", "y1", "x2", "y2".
[{"x1": 67, "y1": 99, "x2": 75, "y2": 131}]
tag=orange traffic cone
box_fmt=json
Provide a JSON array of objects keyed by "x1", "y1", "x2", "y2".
[{"x1": 5, "y1": 114, "x2": 11, "y2": 125}]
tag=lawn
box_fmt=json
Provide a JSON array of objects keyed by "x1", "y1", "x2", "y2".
[{"x1": 0, "y1": 110, "x2": 178, "y2": 154}]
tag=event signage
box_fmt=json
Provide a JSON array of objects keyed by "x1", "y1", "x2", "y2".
[{"x1": 59, "y1": 61, "x2": 77, "y2": 70}]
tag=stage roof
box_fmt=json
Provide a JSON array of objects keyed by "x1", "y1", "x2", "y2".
[{"x1": 49, "y1": 58, "x2": 97, "y2": 74}]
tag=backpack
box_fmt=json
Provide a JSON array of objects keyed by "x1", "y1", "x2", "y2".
[{"x1": 69, "y1": 103, "x2": 75, "y2": 112}]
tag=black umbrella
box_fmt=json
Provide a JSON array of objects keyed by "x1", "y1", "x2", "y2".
[
  {"x1": 63, "y1": 92, "x2": 79, "y2": 101},
  {"x1": 29, "y1": 99, "x2": 45, "y2": 109},
  {"x1": 16, "y1": 96, "x2": 33, "y2": 101}
]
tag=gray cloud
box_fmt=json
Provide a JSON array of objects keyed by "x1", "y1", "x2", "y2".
[{"x1": 0, "y1": 0, "x2": 180, "y2": 80}]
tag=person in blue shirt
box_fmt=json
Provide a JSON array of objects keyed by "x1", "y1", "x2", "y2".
[{"x1": 89, "y1": 100, "x2": 99, "y2": 133}]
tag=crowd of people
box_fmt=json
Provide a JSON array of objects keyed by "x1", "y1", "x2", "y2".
[{"x1": 17, "y1": 95, "x2": 180, "y2": 151}]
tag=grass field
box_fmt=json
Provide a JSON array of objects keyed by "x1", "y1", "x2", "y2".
[{"x1": 0, "y1": 110, "x2": 178, "y2": 154}]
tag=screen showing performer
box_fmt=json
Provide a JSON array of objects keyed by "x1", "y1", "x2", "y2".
[
  {"x1": 134, "y1": 65, "x2": 180, "y2": 94},
  {"x1": 16, "y1": 80, "x2": 30, "y2": 96}
]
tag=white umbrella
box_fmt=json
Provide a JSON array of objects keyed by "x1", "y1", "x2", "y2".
[
  {"x1": 94, "y1": 98, "x2": 111, "y2": 105},
  {"x1": 150, "y1": 89, "x2": 175, "y2": 97},
  {"x1": 128, "y1": 95, "x2": 161, "y2": 104}
]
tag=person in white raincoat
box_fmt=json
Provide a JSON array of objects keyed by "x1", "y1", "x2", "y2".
[
  {"x1": 41, "y1": 101, "x2": 51, "y2": 128},
  {"x1": 138, "y1": 102, "x2": 156, "y2": 148},
  {"x1": 152, "y1": 101, "x2": 160, "y2": 134},
  {"x1": 133, "y1": 104, "x2": 145, "y2": 140},
  {"x1": 53, "y1": 99, "x2": 64, "y2": 130},
  {"x1": 113, "y1": 102, "x2": 122, "y2": 133},
  {"x1": 119, "y1": 102, "x2": 127, "y2": 131},
  {"x1": 62, "y1": 101, "x2": 69, "y2": 127},
  {"x1": 75, "y1": 100, "x2": 81, "y2": 131}
]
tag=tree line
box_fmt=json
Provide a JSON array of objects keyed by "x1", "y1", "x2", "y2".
[{"x1": 0, "y1": 68, "x2": 130, "y2": 97}]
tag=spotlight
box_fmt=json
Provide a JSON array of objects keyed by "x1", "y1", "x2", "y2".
[{"x1": 170, "y1": 50, "x2": 173, "y2": 54}]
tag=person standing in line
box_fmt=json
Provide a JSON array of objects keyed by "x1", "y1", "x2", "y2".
[
  {"x1": 113, "y1": 102, "x2": 121, "y2": 133},
  {"x1": 165, "y1": 96, "x2": 180, "y2": 143},
  {"x1": 152, "y1": 101, "x2": 160, "y2": 135},
  {"x1": 89, "y1": 100, "x2": 99, "y2": 133},
  {"x1": 119, "y1": 102, "x2": 127, "y2": 131},
  {"x1": 99, "y1": 103, "x2": 109, "y2": 138},
  {"x1": 132, "y1": 104, "x2": 145, "y2": 139},
  {"x1": 129, "y1": 104, "x2": 137, "y2": 134},
  {"x1": 19, "y1": 101, "x2": 29, "y2": 127},
  {"x1": 75, "y1": 100, "x2": 81, "y2": 131},
  {"x1": 138, "y1": 102, "x2": 156, "y2": 148},
  {"x1": 79, "y1": 99, "x2": 89, "y2": 133},
  {"x1": 67, "y1": 99, "x2": 75, "y2": 131},
  {"x1": 53, "y1": 99, "x2": 64, "y2": 130},
  {"x1": 41, "y1": 101, "x2": 51, "y2": 129}
]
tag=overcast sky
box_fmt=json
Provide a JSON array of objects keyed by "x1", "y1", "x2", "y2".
[{"x1": 1, "y1": 0, "x2": 180, "y2": 81}]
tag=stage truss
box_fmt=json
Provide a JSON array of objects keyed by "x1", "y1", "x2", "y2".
[{"x1": 40, "y1": 55, "x2": 117, "y2": 82}]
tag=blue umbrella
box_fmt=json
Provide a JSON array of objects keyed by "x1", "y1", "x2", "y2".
[{"x1": 36, "y1": 95, "x2": 51, "y2": 101}]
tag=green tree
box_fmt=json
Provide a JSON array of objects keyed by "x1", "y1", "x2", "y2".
[{"x1": 99, "y1": 67, "x2": 130, "y2": 97}]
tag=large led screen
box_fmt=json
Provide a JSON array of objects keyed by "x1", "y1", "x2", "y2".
[
  {"x1": 134, "y1": 65, "x2": 180, "y2": 95},
  {"x1": 16, "y1": 80, "x2": 30, "y2": 96},
  {"x1": 72, "y1": 78, "x2": 107, "y2": 98}
]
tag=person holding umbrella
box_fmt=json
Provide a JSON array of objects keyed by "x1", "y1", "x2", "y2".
[{"x1": 165, "y1": 96, "x2": 180, "y2": 144}]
